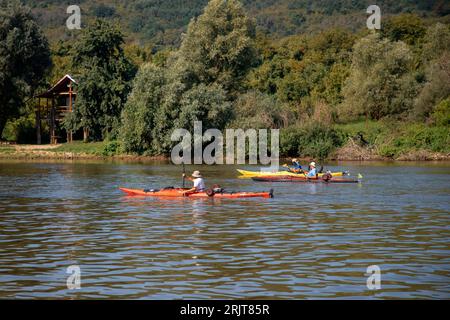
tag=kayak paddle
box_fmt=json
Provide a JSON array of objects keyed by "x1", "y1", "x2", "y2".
[{"x1": 182, "y1": 162, "x2": 186, "y2": 188}]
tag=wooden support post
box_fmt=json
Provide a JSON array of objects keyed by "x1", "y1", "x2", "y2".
[
  {"x1": 46, "y1": 98, "x2": 49, "y2": 144},
  {"x1": 51, "y1": 98, "x2": 55, "y2": 144},
  {"x1": 36, "y1": 98, "x2": 41, "y2": 145},
  {"x1": 68, "y1": 82, "x2": 73, "y2": 143}
]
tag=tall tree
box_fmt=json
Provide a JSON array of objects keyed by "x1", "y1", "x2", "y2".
[
  {"x1": 73, "y1": 19, "x2": 136, "y2": 141},
  {"x1": 340, "y1": 33, "x2": 418, "y2": 120},
  {"x1": 0, "y1": 0, "x2": 51, "y2": 137},
  {"x1": 172, "y1": 0, "x2": 257, "y2": 94},
  {"x1": 413, "y1": 23, "x2": 450, "y2": 119},
  {"x1": 382, "y1": 14, "x2": 426, "y2": 46},
  {"x1": 119, "y1": 63, "x2": 166, "y2": 154}
]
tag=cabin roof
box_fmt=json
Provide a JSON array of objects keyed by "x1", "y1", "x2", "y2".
[{"x1": 36, "y1": 74, "x2": 77, "y2": 98}]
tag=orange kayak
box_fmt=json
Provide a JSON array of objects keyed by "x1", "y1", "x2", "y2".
[{"x1": 119, "y1": 187, "x2": 274, "y2": 198}]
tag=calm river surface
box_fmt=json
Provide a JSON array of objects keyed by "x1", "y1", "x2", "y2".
[{"x1": 0, "y1": 160, "x2": 449, "y2": 299}]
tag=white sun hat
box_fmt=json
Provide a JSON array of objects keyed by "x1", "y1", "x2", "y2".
[{"x1": 192, "y1": 171, "x2": 202, "y2": 178}]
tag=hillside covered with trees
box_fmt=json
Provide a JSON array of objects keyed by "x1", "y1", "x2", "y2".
[
  {"x1": 23, "y1": 0, "x2": 450, "y2": 47},
  {"x1": 1, "y1": 0, "x2": 449, "y2": 160}
]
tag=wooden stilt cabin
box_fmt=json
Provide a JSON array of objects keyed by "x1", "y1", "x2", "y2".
[{"x1": 35, "y1": 74, "x2": 77, "y2": 144}]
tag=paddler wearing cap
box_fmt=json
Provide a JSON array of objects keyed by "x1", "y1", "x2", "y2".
[
  {"x1": 291, "y1": 158, "x2": 302, "y2": 171},
  {"x1": 306, "y1": 162, "x2": 317, "y2": 177},
  {"x1": 283, "y1": 158, "x2": 303, "y2": 173},
  {"x1": 182, "y1": 170, "x2": 206, "y2": 195}
]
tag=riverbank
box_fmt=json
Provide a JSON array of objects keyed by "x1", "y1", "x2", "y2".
[
  {"x1": 0, "y1": 141, "x2": 449, "y2": 161},
  {"x1": 0, "y1": 143, "x2": 167, "y2": 161}
]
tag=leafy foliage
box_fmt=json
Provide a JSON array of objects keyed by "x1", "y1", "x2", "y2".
[
  {"x1": 119, "y1": 63, "x2": 166, "y2": 154},
  {"x1": 340, "y1": 33, "x2": 418, "y2": 120},
  {"x1": 382, "y1": 14, "x2": 426, "y2": 45},
  {"x1": 431, "y1": 98, "x2": 450, "y2": 126},
  {"x1": 229, "y1": 90, "x2": 289, "y2": 129},
  {"x1": 413, "y1": 52, "x2": 450, "y2": 119},
  {"x1": 22, "y1": 0, "x2": 448, "y2": 46},
  {"x1": 173, "y1": 0, "x2": 257, "y2": 93},
  {"x1": 0, "y1": 0, "x2": 51, "y2": 136},
  {"x1": 72, "y1": 20, "x2": 136, "y2": 141},
  {"x1": 247, "y1": 29, "x2": 354, "y2": 106},
  {"x1": 120, "y1": 0, "x2": 256, "y2": 155},
  {"x1": 280, "y1": 124, "x2": 344, "y2": 159}
]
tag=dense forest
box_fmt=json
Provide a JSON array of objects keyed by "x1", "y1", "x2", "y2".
[
  {"x1": 1, "y1": 0, "x2": 449, "y2": 160},
  {"x1": 22, "y1": 0, "x2": 450, "y2": 47}
]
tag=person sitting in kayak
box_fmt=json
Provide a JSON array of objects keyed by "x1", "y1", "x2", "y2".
[
  {"x1": 182, "y1": 170, "x2": 206, "y2": 195},
  {"x1": 284, "y1": 158, "x2": 303, "y2": 173},
  {"x1": 306, "y1": 162, "x2": 317, "y2": 178}
]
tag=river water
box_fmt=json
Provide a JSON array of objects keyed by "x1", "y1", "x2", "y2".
[{"x1": 0, "y1": 160, "x2": 449, "y2": 299}]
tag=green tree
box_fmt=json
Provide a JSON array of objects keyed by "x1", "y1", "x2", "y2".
[
  {"x1": 119, "y1": 63, "x2": 166, "y2": 154},
  {"x1": 0, "y1": 0, "x2": 51, "y2": 137},
  {"x1": 414, "y1": 52, "x2": 450, "y2": 119},
  {"x1": 173, "y1": 0, "x2": 257, "y2": 94},
  {"x1": 229, "y1": 90, "x2": 288, "y2": 129},
  {"x1": 382, "y1": 14, "x2": 426, "y2": 46},
  {"x1": 340, "y1": 33, "x2": 418, "y2": 120},
  {"x1": 246, "y1": 29, "x2": 354, "y2": 107},
  {"x1": 421, "y1": 23, "x2": 450, "y2": 62},
  {"x1": 73, "y1": 19, "x2": 136, "y2": 141},
  {"x1": 412, "y1": 23, "x2": 450, "y2": 120},
  {"x1": 431, "y1": 98, "x2": 450, "y2": 126}
]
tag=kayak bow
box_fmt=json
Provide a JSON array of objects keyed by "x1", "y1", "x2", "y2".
[{"x1": 119, "y1": 187, "x2": 274, "y2": 198}]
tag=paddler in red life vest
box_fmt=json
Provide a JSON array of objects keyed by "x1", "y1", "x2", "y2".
[{"x1": 182, "y1": 170, "x2": 206, "y2": 195}]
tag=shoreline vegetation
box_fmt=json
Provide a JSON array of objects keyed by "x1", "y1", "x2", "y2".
[
  {"x1": 1, "y1": 139, "x2": 448, "y2": 162},
  {"x1": 1, "y1": 1, "x2": 449, "y2": 161}
]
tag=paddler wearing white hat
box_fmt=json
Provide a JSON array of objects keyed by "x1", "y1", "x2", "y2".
[
  {"x1": 182, "y1": 170, "x2": 206, "y2": 195},
  {"x1": 306, "y1": 161, "x2": 317, "y2": 178}
]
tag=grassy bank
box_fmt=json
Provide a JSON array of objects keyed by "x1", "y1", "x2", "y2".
[
  {"x1": 0, "y1": 142, "x2": 167, "y2": 160},
  {"x1": 334, "y1": 121, "x2": 450, "y2": 160},
  {"x1": 44, "y1": 141, "x2": 113, "y2": 156}
]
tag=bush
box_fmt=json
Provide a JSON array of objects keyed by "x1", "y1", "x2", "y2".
[
  {"x1": 431, "y1": 98, "x2": 450, "y2": 126},
  {"x1": 280, "y1": 126, "x2": 304, "y2": 157},
  {"x1": 337, "y1": 120, "x2": 389, "y2": 146},
  {"x1": 1, "y1": 114, "x2": 36, "y2": 144},
  {"x1": 102, "y1": 140, "x2": 120, "y2": 156},
  {"x1": 281, "y1": 124, "x2": 344, "y2": 159},
  {"x1": 371, "y1": 123, "x2": 450, "y2": 158}
]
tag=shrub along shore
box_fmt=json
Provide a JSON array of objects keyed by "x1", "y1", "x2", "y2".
[{"x1": 1, "y1": 119, "x2": 449, "y2": 161}]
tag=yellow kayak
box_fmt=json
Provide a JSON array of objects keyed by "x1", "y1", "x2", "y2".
[{"x1": 237, "y1": 169, "x2": 348, "y2": 178}]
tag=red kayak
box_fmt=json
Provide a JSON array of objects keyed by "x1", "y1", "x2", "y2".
[
  {"x1": 119, "y1": 187, "x2": 274, "y2": 198},
  {"x1": 251, "y1": 175, "x2": 359, "y2": 183}
]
